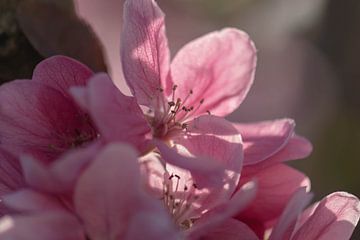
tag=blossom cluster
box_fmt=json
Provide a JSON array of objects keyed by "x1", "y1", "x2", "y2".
[{"x1": 0, "y1": 0, "x2": 359, "y2": 239}]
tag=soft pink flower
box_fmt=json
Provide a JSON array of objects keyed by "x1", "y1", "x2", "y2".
[
  {"x1": 0, "y1": 56, "x2": 97, "y2": 163},
  {"x1": 140, "y1": 147, "x2": 258, "y2": 239},
  {"x1": 72, "y1": 0, "x2": 255, "y2": 171},
  {"x1": 0, "y1": 142, "x2": 261, "y2": 239},
  {"x1": 73, "y1": 0, "x2": 312, "y2": 177},
  {"x1": 268, "y1": 188, "x2": 360, "y2": 240}
]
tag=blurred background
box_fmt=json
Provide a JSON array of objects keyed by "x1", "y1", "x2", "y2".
[{"x1": 1, "y1": 0, "x2": 359, "y2": 237}]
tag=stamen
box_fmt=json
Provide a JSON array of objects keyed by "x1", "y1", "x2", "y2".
[
  {"x1": 182, "y1": 98, "x2": 205, "y2": 123},
  {"x1": 172, "y1": 85, "x2": 178, "y2": 102},
  {"x1": 162, "y1": 172, "x2": 199, "y2": 229},
  {"x1": 181, "y1": 89, "x2": 193, "y2": 108}
]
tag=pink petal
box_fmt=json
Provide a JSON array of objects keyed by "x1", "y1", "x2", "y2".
[
  {"x1": 236, "y1": 164, "x2": 310, "y2": 228},
  {"x1": 241, "y1": 135, "x2": 313, "y2": 177},
  {"x1": 125, "y1": 200, "x2": 181, "y2": 240},
  {"x1": 0, "y1": 149, "x2": 24, "y2": 194},
  {"x1": 234, "y1": 119, "x2": 295, "y2": 165},
  {"x1": 121, "y1": 0, "x2": 171, "y2": 108},
  {"x1": 75, "y1": 143, "x2": 175, "y2": 239},
  {"x1": 294, "y1": 201, "x2": 320, "y2": 232},
  {"x1": 0, "y1": 212, "x2": 85, "y2": 240},
  {"x1": 269, "y1": 188, "x2": 313, "y2": 240},
  {"x1": 200, "y1": 218, "x2": 259, "y2": 240},
  {"x1": 157, "y1": 115, "x2": 244, "y2": 215},
  {"x1": 20, "y1": 155, "x2": 62, "y2": 193},
  {"x1": 265, "y1": 135, "x2": 313, "y2": 164},
  {"x1": 172, "y1": 115, "x2": 244, "y2": 189},
  {"x1": 50, "y1": 141, "x2": 102, "y2": 191},
  {"x1": 32, "y1": 55, "x2": 93, "y2": 98},
  {"x1": 171, "y1": 28, "x2": 256, "y2": 119},
  {"x1": 188, "y1": 181, "x2": 257, "y2": 239},
  {"x1": 139, "y1": 152, "x2": 166, "y2": 197},
  {"x1": 3, "y1": 189, "x2": 64, "y2": 213},
  {"x1": 292, "y1": 192, "x2": 360, "y2": 240},
  {"x1": 0, "y1": 80, "x2": 96, "y2": 162},
  {"x1": 155, "y1": 140, "x2": 226, "y2": 188},
  {"x1": 86, "y1": 73, "x2": 151, "y2": 152},
  {"x1": 0, "y1": 149, "x2": 24, "y2": 216},
  {"x1": 69, "y1": 86, "x2": 88, "y2": 111}
]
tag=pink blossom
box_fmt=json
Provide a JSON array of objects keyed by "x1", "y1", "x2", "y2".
[
  {"x1": 140, "y1": 145, "x2": 258, "y2": 239},
  {"x1": 73, "y1": 0, "x2": 313, "y2": 177},
  {"x1": 72, "y1": 0, "x2": 255, "y2": 172},
  {"x1": 0, "y1": 56, "x2": 97, "y2": 163},
  {"x1": 268, "y1": 188, "x2": 360, "y2": 240}
]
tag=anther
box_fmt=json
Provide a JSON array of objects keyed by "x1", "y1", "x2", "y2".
[
  {"x1": 200, "y1": 99, "x2": 204, "y2": 104},
  {"x1": 206, "y1": 110, "x2": 211, "y2": 115}
]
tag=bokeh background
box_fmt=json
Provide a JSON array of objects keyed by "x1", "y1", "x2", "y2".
[{"x1": 1, "y1": 0, "x2": 359, "y2": 238}]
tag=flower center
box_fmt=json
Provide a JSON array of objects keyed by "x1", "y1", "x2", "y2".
[
  {"x1": 48, "y1": 114, "x2": 98, "y2": 153},
  {"x1": 162, "y1": 172, "x2": 199, "y2": 230},
  {"x1": 151, "y1": 85, "x2": 205, "y2": 138}
]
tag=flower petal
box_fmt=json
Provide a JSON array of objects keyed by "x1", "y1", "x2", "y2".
[
  {"x1": 292, "y1": 192, "x2": 360, "y2": 240},
  {"x1": 200, "y1": 218, "x2": 259, "y2": 240},
  {"x1": 50, "y1": 141, "x2": 102, "y2": 191},
  {"x1": 171, "y1": 28, "x2": 256, "y2": 118},
  {"x1": 172, "y1": 115, "x2": 243, "y2": 190},
  {"x1": 0, "y1": 212, "x2": 85, "y2": 240},
  {"x1": 269, "y1": 188, "x2": 313, "y2": 240},
  {"x1": 241, "y1": 135, "x2": 312, "y2": 177},
  {"x1": 32, "y1": 55, "x2": 93, "y2": 98},
  {"x1": 235, "y1": 164, "x2": 310, "y2": 232},
  {"x1": 0, "y1": 80, "x2": 96, "y2": 162},
  {"x1": 20, "y1": 155, "x2": 62, "y2": 193},
  {"x1": 234, "y1": 119, "x2": 295, "y2": 165},
  {"x1": 121, "y1": 0, "x2": 171, "y2": 108},
  {"x1": 188, "y1": 181, "x2": 257, "y2": 239},
  {"x1": 125, "y1": 199, "x2": 181, "y2": 240},
  {"x1": 3, "y1": 189, "x2": 64, "y2": 213},
  {"x1": 0, "y1": 149, "x2": 24, "y2": 216},
  {"x1": 155, "y1": 140, "x2": 226, "y2": 188},
  {"x1": 0, "y1": 149, "x2": 23, "y2": 195},
  {"x1": 86, "y1": 73, "x2": 151, "y2": 152}
]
